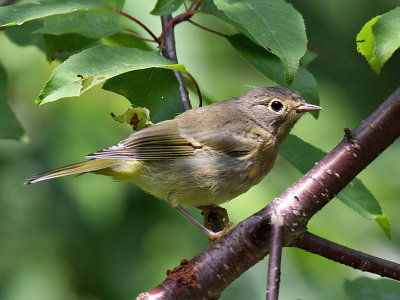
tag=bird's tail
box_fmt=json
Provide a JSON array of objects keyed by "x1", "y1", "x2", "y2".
[{"x1": 24, "y1": 159, "x2": 117, "y2": 185}]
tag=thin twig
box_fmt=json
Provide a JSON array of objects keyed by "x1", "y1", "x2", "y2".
[
  {"x1": 266, "y1": 220, "x2": 283, "y2": 300},
  {"x1": 188, "y1": 0, "x2": 200, "y2": 11},
  {"x1": 111, "y1": 9, "x2": 158, "y2": 43},
  {"x1": 188, "y1": 19, "x2": 228, "y2": 37},
  {"x1": 182, "y1": 70, "x2": 202, "y2": 107},
  {"x1": 120, "y1": 31, "x2": 159, "y2": 43},
  {"x1": 159, "y1": 11, "x2": 198, "y2": 43},
  {"x1": 160, "y1": 15, "x2": 192, "y2": 111},
  {"x1": 194, "y1": 0, "x2": 206, "y2": 10},
  {"x1": 294, "y1": 232, "x2": 400, "y2": 280}
]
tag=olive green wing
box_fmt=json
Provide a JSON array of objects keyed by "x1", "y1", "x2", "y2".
[
  {"x1": 177, "y1": 127, "x2": 258, "y2": 158},
  {"x1": 86, "y1": 118, "x2": 259, "y2": 160},
  {"x1": 86, "y1": 120, "x2": 194, "y2": 160},
  {"x1": 176, "y1": 111, "x2": 260, "y2": 158}
]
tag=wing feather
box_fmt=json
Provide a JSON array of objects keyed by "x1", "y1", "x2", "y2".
[
  {"x1": 86, "y1": 114, "x2": 260, "y2": 160},
  {"x1": 87, "y1": 120, "x2": 194, "y2": 160}
]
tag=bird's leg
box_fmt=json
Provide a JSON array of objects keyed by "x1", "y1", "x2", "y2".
[
  {"x1": 174, "y1": 205, "x2": 215, "y2": 236},
  {"x1": 174, "y1": 205, "x2": 232, "y2": 242}
]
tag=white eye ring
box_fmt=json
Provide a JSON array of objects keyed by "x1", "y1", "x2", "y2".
[{"x1": 270, "y1": 99, "x2": 284, "y2": 112}]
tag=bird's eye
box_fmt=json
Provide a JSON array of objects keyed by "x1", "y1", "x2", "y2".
[{"x1": 270, "y1": 100, "x2": 283, "y2": 112}]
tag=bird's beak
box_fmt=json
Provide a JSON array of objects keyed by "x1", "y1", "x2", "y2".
[{"x1": 296, "y1": 102, "x2": 322, "y2": 113}]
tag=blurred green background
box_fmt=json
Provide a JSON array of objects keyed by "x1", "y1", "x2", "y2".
[{"x1": 1, "y1": 1, "x2": 400, "y2": 299}]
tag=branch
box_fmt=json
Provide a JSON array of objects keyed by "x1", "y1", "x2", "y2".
[
  {"x1": 160, "y1": 15, "x2": 192, "y2": 111},
  {"x1": 136, "y1": 87, "x2": 400, "y2": 299},
  {"x1": 294, "y1": 232, "x2": 400, "y2": 280},
  {"x1": 266, "y1": 217, "x2": 283, "y2": 300},
  {"x1": 159, "y1": 11, "x2": 197, "y2": 43}
]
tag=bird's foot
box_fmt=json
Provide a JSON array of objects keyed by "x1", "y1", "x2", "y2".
[
  {"x1": 198, "y1": 205, "x2": 233, "y2": 242},
  {"x1": 205, "y1": 222, "x2": 234, "y2": 242},
  {"x1": 197, "y1": 205, "x2": 230, "y2": 230},
  {"x1": 174, "y1": 205, "x2": 234, "y2": 242}
]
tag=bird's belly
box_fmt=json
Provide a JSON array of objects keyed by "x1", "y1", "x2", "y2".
[{"x1": 117, "y1": 153, "x2": 273, "y2": 208}]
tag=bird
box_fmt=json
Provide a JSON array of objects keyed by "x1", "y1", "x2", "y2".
[{"x1": 25, "y1": 86, "x2": 321, "y2": 239}]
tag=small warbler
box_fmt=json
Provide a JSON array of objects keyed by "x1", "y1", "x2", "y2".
[{"x1": 25, "y1": 87, "x2": 321, "y2": 238}]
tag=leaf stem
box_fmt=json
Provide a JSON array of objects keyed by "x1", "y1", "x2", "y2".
[
  {"x1": 183, "y1": 70, "x2": 202, "y2": 107},
  {"x1": 194, "y1": 0, "x2": 206, "y2": 11},
  {"x1": 120, "y1": 31, "x2": 159, "y2": 43},
  {"x1": 188, "y1": 0, "x2": 200, "y2": 11},
  {"x1": 158, "y1": 10, "x2": 198, "y2": 44},
  {"x1": 110, "y1": 9, "x2": 159, "y2": 43},
  {"x1": 188, "y1": 19, "x2": 228, "y2": 37}
]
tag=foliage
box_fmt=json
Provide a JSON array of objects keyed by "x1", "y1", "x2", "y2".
[
  {"x1": 0, "y1": 63, "x2": 24, "y2": 139},
  {"x1": 357, "y1": 7, "x2": 400, "y2": 74},
  {"x1": 345, "y1": 277, "x2": 400, "y2": 300},
  {"x1": 35, "y1": 45, "x2": 185, "y2": 104},
  {"x1": 1, "y1": 0, "x2": 400, "y2": 299}
]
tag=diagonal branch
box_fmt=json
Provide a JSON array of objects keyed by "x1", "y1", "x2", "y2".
[
  {"x1": 293, "y1": 232, "x2": 400, "y2": 280},
  {"x1": 136, "y1": 87, "x2": 400, "y2": 299}
]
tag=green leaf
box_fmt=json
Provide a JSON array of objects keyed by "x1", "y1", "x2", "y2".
[
  {"x1": 103, "y1": 68, "x2": 182, "y2": 123},
  {"x1": 111, "y1": 107, "x2": 153, "y2": 131},
  {"x1": 339, "y1": 180, "x2": 390, "y2": 238},
  {"x1": 36, "y1": 45, "x2": 185, "y2": 105},
  {"x1": 201, "y1": 0, "x2": 254, "y2": 39},
  {"x1": 43, "y1": 34, "x2": 98, "y2": 62},
  {"x1": 300, "y1": 50, "x2": 318, "y2": 68},
  {"x1": 373, "y1": 7, "x2": 400, "y2": 72},
  {"x1": 102, "y1": 0, "x2": 125, "y2": 10},
  {"x1": 356, "y1": 16, "x2": 382, "y2": 74},
  {"x1": 213, "y1": 0, "x2": 307, "y2": 84},
  {"x1": 151, "y1": 0, "x2": 185, "y2": 15},
  {"x1": 280, "y1": 134, "x2": 390, "y2": 238},
  {"x1": 375, "y1": 215, "x2": 391, "y2": 239},
  {"x1": 228, "y1": 34, "x2": 319, "y2": 116},
  {"x1": 0, "y1": 0, "x2": 117, "y2": 27},
  {"x1": 0, "y1": 63, "x2": 24, "y2": 140},
  {"x1": 339, "y1": 180, "x2": 382, "y2": 218},
  {"x1": 35, "y1": 10, "x2": 123, "y2": 39},
  {"x1": 4, "y1": 20, "x2": 45, "y2": 49},
  {"x1": 344, "y1": 277, "x2": 400, "y2": 300}
]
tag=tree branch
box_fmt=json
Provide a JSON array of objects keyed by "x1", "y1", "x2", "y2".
[
  {"x1": 136, "y1": 87, "x2": 400, "y2": 299},
  {"x1": 159, "y1": 11, "x2": 198, "y2": 43},
  {"x1": 160, "y1": 15, "x2": 192, "y2": 111},
  {"x1": 266, "y1": 218, "x2": 283, "y2": 300},
  {"x1": 293, "y1": 232, "x2": 400, "y2": 280}
]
